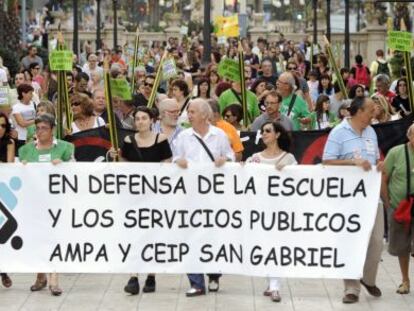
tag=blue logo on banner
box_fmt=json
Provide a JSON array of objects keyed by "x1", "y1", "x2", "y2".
[{"x1": 0, "y1": 177, "x2": 23, "y2": 250}]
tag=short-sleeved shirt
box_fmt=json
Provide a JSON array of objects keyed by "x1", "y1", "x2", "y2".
[
  {"x1": 12, "y1": 101, "x2": 36, "y2": 140},
  {"x1": 384, "y1": 144, "x2": 414, "y2": 209},
  {"x1": 218, "y1": 88, "x2": 260, "y2": 124},
  {"x1": 173, "y1": 125, "x2": 235, "y2": 163},
  {"x1": 216, "y1": 119, "x2": 244, "y2": 154},
  {"x1": 18, "y1": 139, "x2": 74, "y2": 162},
  {"x1": 279, "y1": 93, "x2": 310, "y2": 131},
  {"x1": 20, "y1": 55, "x2": 44, "y2": 70},
  {"x1": 322, "y1": 118, "x2": 379, "y2": 165},
  {"x1": 246, "y1": 151, "x2": 297, "y2": 166}
]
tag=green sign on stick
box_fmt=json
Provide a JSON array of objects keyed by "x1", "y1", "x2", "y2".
[
  {"x1": 110, "y1": 78, "x2": 132, "y2": 100},
  {"x1": 49, "y1": 50, "x2": 73, "y2": 71},
  {"x1": 218, "y1": 58, "x2": 240, "y2": 82},
  {"x1": 388, "y1": 31, "x2": 413, "y2": 52}
]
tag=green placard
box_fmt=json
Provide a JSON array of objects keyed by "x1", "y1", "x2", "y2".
[
  {"x1": 218, "y1": 58, "x2": 240, "y2": 82},
  {"x1": 110, "y1": 78, "x2": 132, "y2": 100},
  {"x1": 387, "y1": 31, "x2": 413, "y2": 52},
  {"x1": 162, "y1": 58, "x2": 178, "y2": 81},
  {"x1": 49, "y1": 50, "x2": 73, "y2": 71}
]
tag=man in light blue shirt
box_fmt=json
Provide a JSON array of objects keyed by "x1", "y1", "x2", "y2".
[{"x1": 323, "y1": 97, "x2": 384, "y2": 304}]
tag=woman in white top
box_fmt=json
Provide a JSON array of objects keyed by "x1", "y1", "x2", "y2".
[
  {"x1": 246, "y1": 121, "x2": 297, "y2": 303},
  {"x1": 70, "y1": 92, "x2": 105, "y2": 134},
  {"x1": 12, "y1": 84, "x2": 36, "y2": 150}
]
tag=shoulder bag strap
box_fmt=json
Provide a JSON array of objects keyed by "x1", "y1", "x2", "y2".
[
  {"x1": 180, "y1": 97, "x2": 191, "y2": 115},
  {"x1": 231, "y1": 89, "x2": 243, "y2": 105},
  {"x1": 287, "y1": 94, "x2": 297, "y2": 117},
  {"x1": 193, "y1": 134, "x2": 215, "y2": 162},
  {"x1": 404, "y1": 143, "x2": 411, "y2": 200}
]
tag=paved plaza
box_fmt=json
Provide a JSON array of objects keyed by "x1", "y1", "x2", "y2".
[{"x1": 2, "y1": 248, "x2": 414, "y2": 311}]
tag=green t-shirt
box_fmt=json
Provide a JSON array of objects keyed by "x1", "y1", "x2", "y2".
[
  {"x1": 218, "y1": 89, "x2": 260, "y2": 124},
  {"x1": 280, "y1": 94, "x2": 310, "y2": 131},
  {"x1": 18, "y1": 139, "x2": 75, "y2": 163},
  {"x1": 384, "y1": 144, "x2": 414, "y2": 209}
]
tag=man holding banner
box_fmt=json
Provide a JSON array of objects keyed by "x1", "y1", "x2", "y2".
[
  {"x1": 174, "y1": 98, "x2": 235, "y2": 296},
  {"x1": 322, "y1": 97, "x2": 384, "y2": 304}
]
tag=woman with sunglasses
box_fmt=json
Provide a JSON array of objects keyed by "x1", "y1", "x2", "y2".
[
  {"x1": 70, "y1": 93, "x2": 105, "y2": 134},
  {"x1": 222, "y1": 104, "x2": 243, "y2": 130},
  {"x1": 391, "y1": 78, "x2": 411, "y2": 117},
  {"x1": 0, "y1": 112, "x2": 14, "y2": 289},
  {"x1": 246, "y1": 121, "x2": 297, "y2": 303}
]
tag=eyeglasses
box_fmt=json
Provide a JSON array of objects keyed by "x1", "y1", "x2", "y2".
[
  {"x1": 264, "y1": 101, "x2": 278, "y2": 106},
  {"x1": 277, "y1": 80, "x2": 289, "y2": 85},
  {"x1": 0, "y1": 124, "x2": 6, "y2": 129},
  {"x1": 165, "y1": 109, "x2": 180, "y2": 114},
  {"x1": 35, "y1": 126, "x2": 51, "y2": 132},
  {"x1": 144, "y1": 82, "x2": 154, "y2": 87},
  {"x1": 71, "y1": 101, "x2": 81, "y2": 107},
  {"x1": 262, "y1": 128, "x2": 273, "y2": 133}
]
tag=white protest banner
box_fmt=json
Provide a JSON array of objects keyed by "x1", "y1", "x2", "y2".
[{"x1": 0, "y1": 163, "x2": 380, "y2": 279}]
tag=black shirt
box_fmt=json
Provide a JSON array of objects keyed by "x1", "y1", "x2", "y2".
[
  {"x1": 121, "y1": 134, "x2": 172, "y2": 162},
  {"x1": 392, "y1": 95, "x2": 411, "y2": 116}
]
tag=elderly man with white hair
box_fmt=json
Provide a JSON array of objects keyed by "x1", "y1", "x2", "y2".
[
  {"x1": 276, "y1": 72, "x2": 310, "y2": 130},
  {"x1": 173, "y1": 98, "x2": 235, "y2": 297},
  {"x1": 153, "y1": 98, "x2": 183, "y2": 151}
]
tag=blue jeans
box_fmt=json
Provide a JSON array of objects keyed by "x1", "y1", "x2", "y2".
[{"x1": 188, "y1": 274, "x2": 205, "y2": 290}]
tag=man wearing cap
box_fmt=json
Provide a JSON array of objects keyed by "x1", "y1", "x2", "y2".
[{"x1": 322, "y1": 97, "x2": 384, "y2": 304}]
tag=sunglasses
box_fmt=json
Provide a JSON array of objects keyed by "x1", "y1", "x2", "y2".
[
  {"x1": 0, "y1": 124, "x2": 6, "y2": 129},
  {"x1": 288, "y1": 67, "x2": 297, "y2": 70},
  {"x1": 34, "y1": 67, "x2": 40, "y2": 70},
  {"x1": 71, "y1": 101, "x2": 81, "y2": 107},
  {"x1": 262, "y1": 128, "x2": 273, "y2": 133},
  {"x1": 144, "y1": 82, "x2": 154, "y2": 87}
]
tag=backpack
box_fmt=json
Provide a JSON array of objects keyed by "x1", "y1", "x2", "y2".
[
  {"x1": 353, "y1": 64, "x2": 370, "y2": 88},
  {"x1": 376, "y1": 61, "x2": 390, "y2": 77}
]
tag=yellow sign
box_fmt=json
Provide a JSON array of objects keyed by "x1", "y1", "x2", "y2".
[{"x1": 215, "y1": 15, "x2": 240, "y2": 38}]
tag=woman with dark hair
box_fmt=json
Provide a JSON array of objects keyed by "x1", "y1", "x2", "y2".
[
  {"x1": 246, "y1": 121, "x2": 297, "y2": 303},
  {"x1": 12, "y1": 83, "x2": 36, "y2": 150},
  {"x1": 0, "y1": 112, "x2": 14, "y2": 288},
  {"x1": 316, "y1": 54, "x2": 330, "y2": 78},
  {"x1": 222, "y1": 104, "x2": 243, "y2": 130},
  {"x1": 208, "y1": 70, "x2": 221, "y2": 98},
  {"x1": 0, "y1": 112, "x2": 14, "y2": 162},
  {"x1": 171, "y1": 79, "x2": 191, "y2": 127},
  {"x1": 71, "y1": 92, "x2": 105, "y2": 133},
  {"x1": 316, "y1": 73, "x2": 334, "y2": 98},
  {"x1": 195, "y1": 78, "x2": 210, "y2": 100},
  {"x1": 310, "y1": 95, "x2": 338, "y2": 130},
  {"x1": 391, "y1": 78, "x2": 410, "y2": 116},
  {"x1": 348, "y1": 84, "x2": 366, "y2": 99},
  {"x1": 110, "y1": 106, "x2": 172, "y2": 296},
  {"x1": 250, "y1": 78, "x2": 273, "y2": 113}
]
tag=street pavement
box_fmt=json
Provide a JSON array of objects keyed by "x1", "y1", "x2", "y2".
[{"x1": 1, "y1": 248, "x2": 414, "y2": 311}]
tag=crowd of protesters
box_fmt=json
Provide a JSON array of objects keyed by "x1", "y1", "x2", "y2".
[{"x1": 0, "y1": 32, "x2": 413, "y2": 304}]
